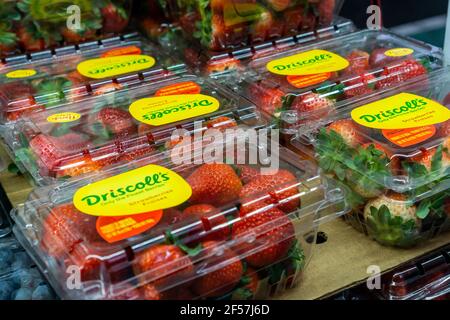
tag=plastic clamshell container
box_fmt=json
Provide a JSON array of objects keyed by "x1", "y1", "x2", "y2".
[
  {"x1": 290, "y1": 68, "x2": 450, "y2": 248},
  {"x1": 239, "y1": 29, "x2": 443, "y2": 129},
  {"x1": 0, "y1": 0, "x2": 133, "y2": 58},
  {"x1": 0, "y1": 236, "x2": 56, "y2": 300},
  {"x1": 11, "y1": 142, "x2": 348, "y2": 300},
  {"x1": 184, "y1": 17, "x2": 356, "y2": 79},
  {"x1": 381, "y1": 245, "x2": 450, "y2": 300},
  {"x1": 0, "y1": 38, "x2": 187, "y2": 124},
  {"x1": 161, "y1": 0, "x2": 345, "y2": 52},
  {"x1": 6, "y1": 74, "x2": 265, "y2": 186}
]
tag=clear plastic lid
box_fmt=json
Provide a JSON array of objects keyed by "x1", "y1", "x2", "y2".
[
  {"x1": 240, "y1": 29, "x2": 443, "y2": 128},
  {"x1": 0, "y1": 0, "x2": 132, "y2": 58},
  {"x1": 12, "y1": 142, "x2": 348, "y2": 300},
  {"x1": 382, "y1": 245, "x2": 450, "y2": 300},
  {"x1": 7, "y1": 74, "x2": 265, "y2": 185},
  {"x1": 0, "y1": 38, "x2": 187, "y2": 123},
  {"x1": 164, "y1": 0, "x2": 345, "y2": 52},
  {"x1": 291, "y1": 68, "x2": 450, "y2": 195},
  {"x1": 0, "y1": 236, "x2": 56, "y2": 300},
  {"x1": 183, "y1": 17, "x2": 356, "y2": 78}
]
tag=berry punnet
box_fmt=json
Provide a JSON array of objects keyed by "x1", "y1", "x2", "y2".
[
  {"x1": 241, "y1": 30, "x2": 440, "y2": 131},
  {"x1": 12, "y1": 141, "x2": 343, "y2": 300},
  {"x1": 295, "y1": 70, "x2": 450, "y2": 248}
]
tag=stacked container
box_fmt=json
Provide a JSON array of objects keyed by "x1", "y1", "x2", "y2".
[
  {"x1": 381, "y1": 245, "x2": 450, "y2": 300},
  {"x1": 290, "y1": 69, "x2": 450, "y2": 248},
  {"x1": 0, "y1": 37, "x2": 186, "y2": 124},
  {"x1": 238, "y1": 29, "x2": 443, "y2": 130},
  {"x1": 0, "y1": 0, "x2": 133, "y2": 58},
  {"x1": 12, "y1": 142, "x2": 348, "y2": 300},
  {"x1": 5, "y1": 74, "x2": 265, "y2": 185}
]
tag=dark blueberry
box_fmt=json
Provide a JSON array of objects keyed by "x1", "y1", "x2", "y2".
[
  {"x1": 16, "y1": 269, "x2": 36, "y2": 289},
  {"x1": 32, "y1": 285, "x2": 54, "y2": 300},
  {"x1": 0, "y1": 248, "x2": 14, "y2": 265},
  {"x1": 11, "y1": 251, "x2": 32, "y2": 269},
  {"x1": 12, "y1": 287, "x2": 33, "y2": 300},
  {"x1": 0, "y1": 280, "x2": 15, "y2": 300}
]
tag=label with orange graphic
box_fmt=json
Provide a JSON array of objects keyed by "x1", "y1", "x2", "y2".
[
  {"x1": 155, "y1": 81, "x2": 202, "y2": 96},
  {"x1": 382, "y1": 126, "x2": 437, "y2": 147},
  {"x1": 287, "y1": 72, "x2": 332, "y2": 88},
  {"x1": 73, "y1": 164, "x2": 192, "y2": 217},
  {"x1": 96, "y1": 211, "x2": 163, "y2": 243}
]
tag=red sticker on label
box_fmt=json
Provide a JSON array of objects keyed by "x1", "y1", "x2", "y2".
[
  {"x1": 96, "y1": 210, "x2": 163, "y2": 243},
  {"x1": 155, "y1": 81, "x2": 202, "y2": 96},
  {"x1": 382, "y1": 125, "x2": 437, "y2": 147},
  {"x1": 287, "y1": 73, "x2": 332, "y2": 89},
  {"x1": 101, "y1": 46, "x2": 142, "y2": 58}
]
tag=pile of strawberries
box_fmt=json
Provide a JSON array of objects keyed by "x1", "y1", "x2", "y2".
[
  {"x1": 175, "y1": 0, "x2": 336, "y2": 51},
  {"x1": 0, "y1": 0, "x2": 131, "y2": 58},
  {"x1": 247, "y1": 47, "x2": 430, "y2": 127},
  {"x1": 314, "y1": 116, "x2": 450, "y2": 247},
  {"x1": 38, "y1": 162, "x2": 305, "y2": 299}
]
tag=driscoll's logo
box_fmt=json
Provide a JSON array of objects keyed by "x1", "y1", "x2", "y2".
[
  {"x1": 271, "y1": 54, "x2": 333, "y2": 72},
  {"x1": 87, "y1": 57, "x2": 153, "y2": 76},
  {"x1": 351, "y1": 93, "x2": 450, "y2": 130},
  {"x1": 81, "y1": 173, "x2": 169, "y2": 206},
  {"x1": 143, "y1": 99, "x2": 214, "y2": 120},
  {"x1": 77, "y1": 55, "x2": 156, "y2": 79},
  {"x1": 358, "y1": 97, "x2": 427, "y2": 123}
]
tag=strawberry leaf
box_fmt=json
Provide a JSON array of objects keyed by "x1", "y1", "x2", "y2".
[
  {"x1": 164, "y1": 230, "x2": 203, "y2": 257},
  {"x1": 416, "y1": 200, "x2": 431, "y2": 219}
]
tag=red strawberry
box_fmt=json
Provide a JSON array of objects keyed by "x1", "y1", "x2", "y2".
[
  {"x1": 318, "y1": 0, "x2": 336, "y2": 25},
  {"x1": 266, "y1": 0, "x2": 291, "y2": 12},
  {"x1": 94, "y1": 107, "x2": 136, "y2": 138},
  {"x1": 343, "y1": 73, "x2": 376, "y2": 99},
  {"x1": 327, "y1": 119, "x2": 362, "y2": 148},
  {"x1": 342, "y1": 50, "x2": 370, "y2": 76},
  {"x1": 290, "y1": 92, "x2": 335, "y2": 119},
  {"x1": 16, "y1": 26, "x2": 46, "y2": 52},
  {"x1": 92, "y1": 83, "x2": 123, "y2": 96},
  {"x1": 235, "y1": 165, "x2": 261, "y2": 184},
  {"x1": 369, "y1": 48, "x2": 412, "y2": 69},
  {"x1": 248, "y1": 82, "x2": 285, "y2": 117},
  {"x1": 251, "y1": 10, "x2": 273, "y2": 42},
  {"x1": 210, "y1": 14, "x2": 226, "y2": 50},
  {"x1": 56, "y1": 155, "x2": 102, "y2": 178},
  {"x1": 101, "y1": 2, "x2": 130, "y2": 33},
  {"x1": 232, "y1": 207, "x2": 295, "y2": 268},
  {"x1": 439, "y1": 120, "x2": 450, "y2": 137},
  {"x1": 187, "y1": 164, "x2": 243, "y2": 206},
  {"x1": 61, "y1": 27, "x2": 96, "y2": 44},
  {"x1": 205, "y1": 116, "x2": 238, "y2": 131},
  {"x1": 30, "y1": 133, "x2": 92, "y2": 174},
  {"x1": 210, "y1": 0, "x2": 226, "y2": 11},
  {"x1": 41, "y1": 204, "x2": 100, "y2": 259},
  {"x1": 191, "y1": 241, "x2": 243, "y2": 297},
  {"x1": 375, "y1": 59, "x2": 428, "y2": 90},
  {"x1": 283, "y1": 7, "x2": 303, "y2": 35},
  {"x1": 239, "y1": 169, "x2": 300, "y2": 214},
  {"x1": 133, "y1": 245, "x2": 194, "y2": 288},
  {"x1": 206, "y1": 57, "x2": 241, "y2": 74},
  {"x1": 182, "y1": 204, "x2": 231, "y2": 242},
  {"x1": 108, "y1": 284, "x2": 143, "y2": 300}
]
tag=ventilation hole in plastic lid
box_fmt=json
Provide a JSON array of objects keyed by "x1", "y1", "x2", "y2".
[{"x1": 306, "y1": 231, "x2": 328, "y2": 244}]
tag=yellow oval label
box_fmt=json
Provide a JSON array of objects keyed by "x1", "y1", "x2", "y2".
[
  {"x1": 384, "y1": 48, "x2": 414, "y2": 57},
  {"x1": 6, "y1": 69, "x2": 37, "y2": 79},
  {"x1": 73, "y1": 164, "x2": 192, "y2": 217},
  {"x1": 129, "y1": 94, "x2": 221, "y2": 126},
  {"x1": 77, "y1": 55, "x2": 156, "y2": 79},
  {"x1": 47, "y1": 112, "x2": 81, "y2": 123},
  {"x1": 351, "y1": 93, "x2": 450, "y2": 130},
  {"x1": 266, "y1": 49, "x2": 349, "y2": 76}
]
